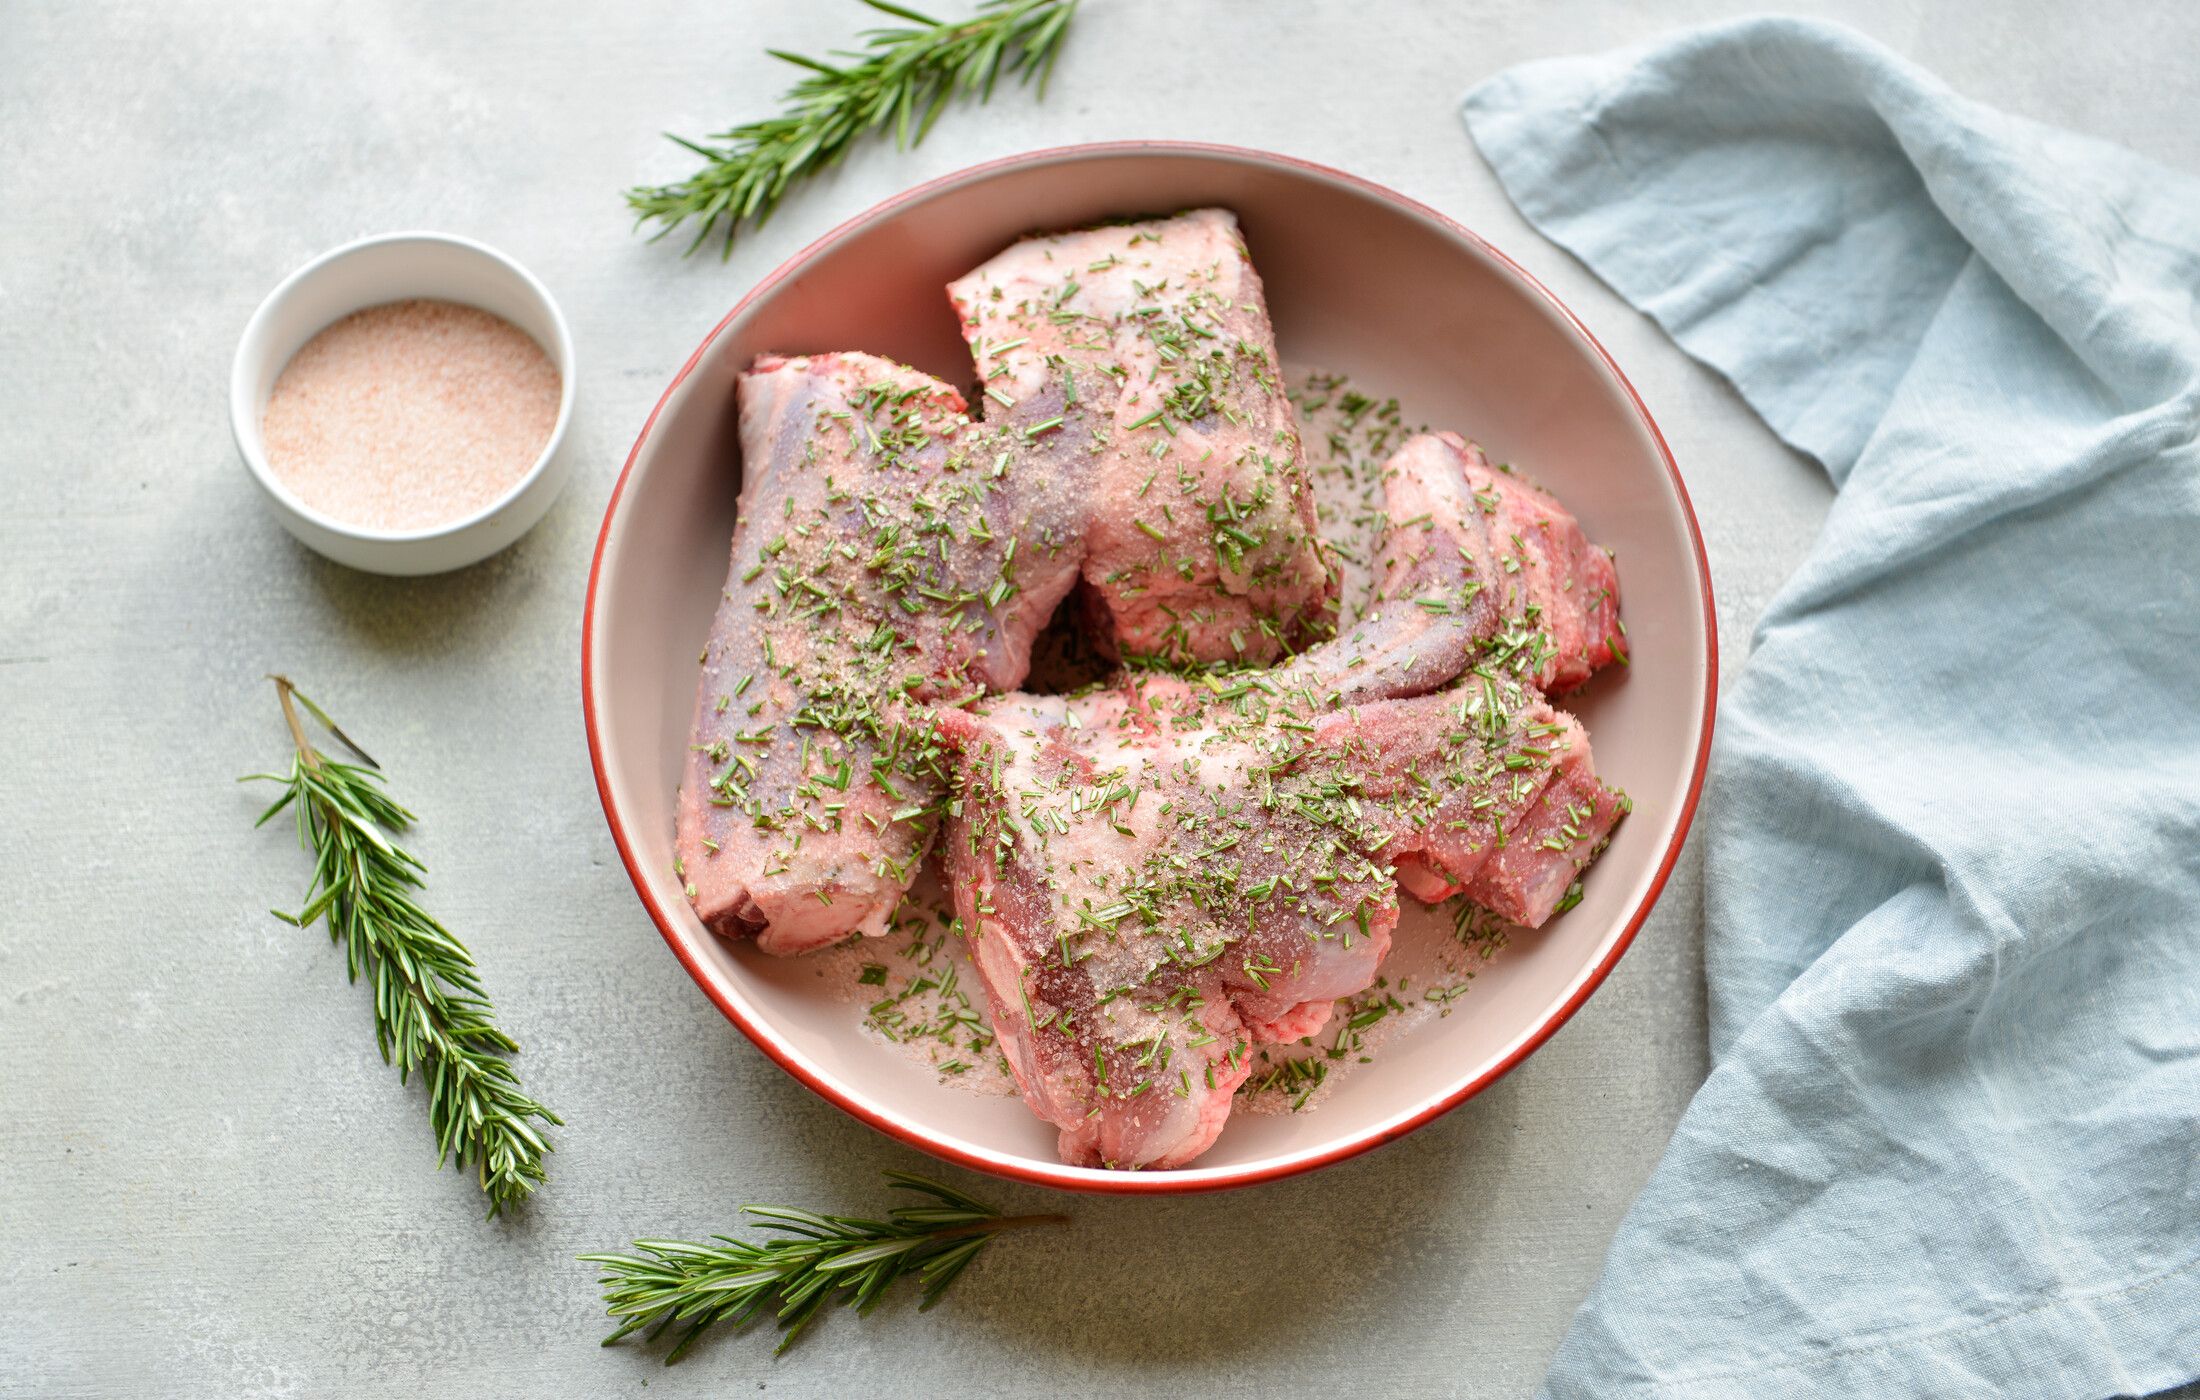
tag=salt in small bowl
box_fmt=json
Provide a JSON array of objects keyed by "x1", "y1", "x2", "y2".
[{"x1": 229, "y1": 231, "x2": 576, "y2": 576}]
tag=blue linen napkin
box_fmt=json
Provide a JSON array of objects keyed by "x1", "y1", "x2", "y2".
[{"x1": 1464, "y1": 18, "x2": 2200, "y2": 1399}]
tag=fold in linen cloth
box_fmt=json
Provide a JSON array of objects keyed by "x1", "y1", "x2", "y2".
[{"x1": 1464, "y1": 18, "x2": 2200, "y2": 1400}]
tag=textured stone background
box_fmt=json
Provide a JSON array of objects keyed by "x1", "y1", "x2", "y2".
[{"x1": 5, "y1": 2, "x2": 2196, "y2": 1396}]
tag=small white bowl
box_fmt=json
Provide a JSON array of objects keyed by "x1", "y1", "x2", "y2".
[{"x1": 230, "y1": 231, "x2": 576, "y2": 575}]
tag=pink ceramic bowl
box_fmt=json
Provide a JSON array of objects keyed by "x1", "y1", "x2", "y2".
[{"x1": 584, "y1": 142, "x2": 1715, "y2": 1194}]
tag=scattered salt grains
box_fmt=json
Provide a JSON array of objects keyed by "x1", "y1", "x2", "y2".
[
  {"x1": 261, "y1": 298, "x2": 560, "y2": 532},
  {"x1": 1289, "y1": 366, "x2": 1425, "y2": 622},
  {"x1": 808, "y1": 872, "x2": 1020, "y2": 1096}
]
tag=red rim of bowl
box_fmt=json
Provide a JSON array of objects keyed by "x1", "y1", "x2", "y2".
[{"x1": 583, "y1": 141, "x2": 1718, "y2": 1195}]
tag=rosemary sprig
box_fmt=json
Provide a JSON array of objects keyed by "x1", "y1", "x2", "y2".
[
  {"x1": 585, "y1": 1171, "x2": 1065, "y2": 1361},
  {"x1": 628, "y1": 0, "x2": 1080, "y2": 257},
  {"x1": 245, "y1": 675, "x2": 560, "y2": 1217}
]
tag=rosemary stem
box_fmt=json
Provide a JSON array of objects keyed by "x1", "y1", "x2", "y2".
[
  {"x1": 931, "y1": 1212, "x2": 1070, "y2": 1240},
  {"x1": 270, "y1": 673, "x2": 319, "y2": 771}
]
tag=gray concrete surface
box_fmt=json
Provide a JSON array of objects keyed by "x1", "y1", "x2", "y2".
[{"x1": 4, "y1": 2, "x2": 2195, "y2": 1396}]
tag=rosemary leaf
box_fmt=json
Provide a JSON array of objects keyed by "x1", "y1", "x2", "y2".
[
  {"x1": 246, "y1": 675, "x2": 560, "y2": 1216},
  {"x1": 627, "y1": 0, "x2": 1081, "y2": 258}
]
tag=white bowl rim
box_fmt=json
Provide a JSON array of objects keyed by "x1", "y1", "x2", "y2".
[
  {"x1": 228, "y1": 229, "x2": 578, "y2": 545},
  {"x1": 582, "y1": 140, "x2": 1719, "y2": 1195}
]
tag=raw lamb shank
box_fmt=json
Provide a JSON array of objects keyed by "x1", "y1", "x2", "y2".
[
  {"x1": 676, "y1": 351, "x2": 1087, "y2": 955},
  {"x1": 949, "y1": 208, "x2": 1331, "y2": 666}
]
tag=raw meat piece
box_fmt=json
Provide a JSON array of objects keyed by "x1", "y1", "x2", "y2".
[
  {"x1": 940, "y1": 688, "x2": 1253, "y2": 1169},
  {"x1": 678, "y1": 352, "x2": 1086, "y2": 955},
  {"x1": 938, "y1": 681, "x2": 1394, "y2": 1170},
  {"x1": 949, "y1": 209, "x2": 1333, "y2": 667},
  {"x1": 1269, "y1": 430, "x2": 1623, "y2": 704}
]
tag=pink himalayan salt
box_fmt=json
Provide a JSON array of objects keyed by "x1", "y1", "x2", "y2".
[{"x1": 261, "y1": 298, "x2": 560, "y2": 532}]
